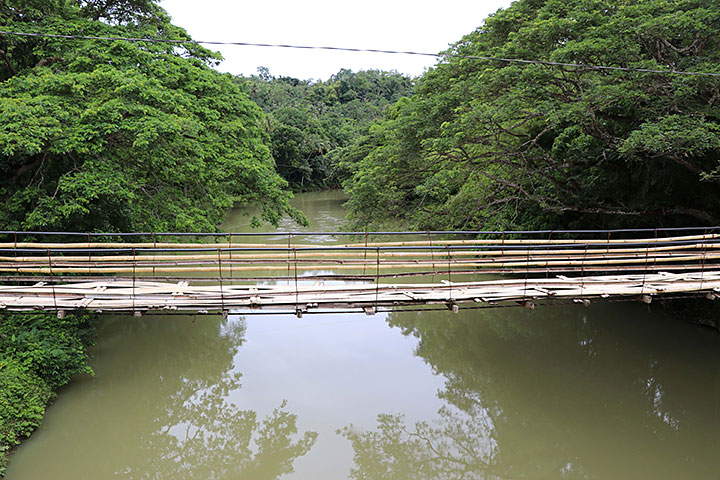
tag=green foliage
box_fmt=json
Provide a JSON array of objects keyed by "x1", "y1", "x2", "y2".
[
  {"x1": 236, "y1": 68, "x2": 414, "y2": 191},
  {"x1": 0, "y1": 0, "x2": 304, "y2": 232},
  {"x1": 344, "y1": 0, "x2": 720, "y2": 230},
  {"x1": 0, "y1": 313, "x2": 95, "y2": 388},
  {"x1": 0, "y1": 361, "x2": 52, "y2": 474},
  {"x1": 0, "y1": 312, "x2": 96, "y2": 475}
]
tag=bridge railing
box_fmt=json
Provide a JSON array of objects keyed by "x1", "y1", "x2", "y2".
[{"x1": 0, "y1": 228, "x2": 719, "y2": 283}]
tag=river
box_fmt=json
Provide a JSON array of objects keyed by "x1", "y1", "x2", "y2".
[{"x1": 6, "y1": 190, "x2": 720, "y2": 479}]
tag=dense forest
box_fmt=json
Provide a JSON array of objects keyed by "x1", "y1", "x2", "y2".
[
  {"x1": 0, "y1": 0, "x2": 303, "y2": 232},
  {"x1": 235, "y1": 68, "x2": 414, "y2": 191},
  {"x1": 343, "y1": 0, "x2": 720, "y2": 230}
]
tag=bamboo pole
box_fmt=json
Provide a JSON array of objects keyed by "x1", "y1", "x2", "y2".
[
  {"x1": 2, "y1": 263, "x2": 718, "y2": 285},
  {"x1": 342, "y1": 233, "x2": 720, "y2": 247},
  {"x1": 1, "y1": 250, "x2": 717, "y2": 271},
  {"x1": 1, "y1": 232, "x2": 718, "y2": 250},
  {"x1": 2, "y1": 240, "x2": 720, "y2": 264},
  {"x1": 0, "y1": 251, "x2": 717, "y2": 274}
]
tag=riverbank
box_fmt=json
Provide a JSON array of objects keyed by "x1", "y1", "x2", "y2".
[{"x1": 0, "y1": 313, "x2": 96, "y2": 476}]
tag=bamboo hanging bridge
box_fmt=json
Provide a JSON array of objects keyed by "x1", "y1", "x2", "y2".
[{"x1": 0, "y1": 227, "x2": 719, "y2": 317}]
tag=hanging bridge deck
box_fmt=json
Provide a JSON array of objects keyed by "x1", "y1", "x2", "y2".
[{"x1": 0, "y1": 228, "x2": 718, "y2": 316}]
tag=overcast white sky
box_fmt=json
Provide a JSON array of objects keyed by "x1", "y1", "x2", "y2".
[{"x1": 160, "y1": 0, "x2": 512, "y2": 81}]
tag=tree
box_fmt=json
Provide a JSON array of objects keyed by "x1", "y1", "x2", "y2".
[
  {"x1": 236, "y1": 69, "x2": 414, "y2": 191},
  {"x1": 0, "y1": 0, "x2": 304, "y2": 232},
  {"x1": 344, "y1": 0, "x2": 720, "y2": 230}
]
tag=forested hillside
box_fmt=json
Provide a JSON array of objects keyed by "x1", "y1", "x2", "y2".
[
  {"x1": 235, "y1": 69, "x2": 414, "y2": 190},
  {"x1": 344, "y1": 0, "x2": 720, "y2": 230}
]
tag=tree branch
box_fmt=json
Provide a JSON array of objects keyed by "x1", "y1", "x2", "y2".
[
  {"x1": 11, "y1": 153, "x2": 46, "y2": 183},
  {"x1": 0, "y1": 49, "x2": 17, "y2": 76}
]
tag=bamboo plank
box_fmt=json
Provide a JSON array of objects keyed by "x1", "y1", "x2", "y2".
[{"x1": 0, "y1": 271, "x2": 718, "y2": 312}]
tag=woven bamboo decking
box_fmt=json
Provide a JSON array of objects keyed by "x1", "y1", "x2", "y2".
[{"x1": 0, "y1": 228, "x2": 718, "y2": 316}]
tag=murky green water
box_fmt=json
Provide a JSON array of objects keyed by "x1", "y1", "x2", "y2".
[{"x1": 7, "y1": 191, "x2": 720, "y2": 479}]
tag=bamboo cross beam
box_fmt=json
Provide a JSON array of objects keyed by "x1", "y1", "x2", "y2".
[
  {"x1": 3, "y1": 241, "x2": 720, "y2": 263},
  {"x1": 1, "y1": 232, "x2": 718, "y2": 250},
  {"x1": 0, "y1": 251, "x2": 718, "y2": 274}
]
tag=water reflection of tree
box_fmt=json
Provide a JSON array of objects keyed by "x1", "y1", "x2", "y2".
[
  {"x1": 342, "y1": 304, "x2": 720, "y2": 479},
  {"x1": 126, "y1": 387, "x2": 317, "y2": 480},
  {"x1": 88, "y1": 315, "x2": 317, "y2": 479},
  {"x1": 341, "y1": 404, "x2": 501, "y2": 480}
]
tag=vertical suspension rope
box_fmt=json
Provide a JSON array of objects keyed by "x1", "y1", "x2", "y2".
[
  {"x1": 375, "y1": 246, "x2": 380, "y2": 309},
  {"x1": 427, "y1": 231, "x2": 436, "y2": 277},
  {"x1": 546, "y1": 231, "x2": 553, "y2": 278},
  {"x1": 446, "y1": 245, "x2": 452, "y2": 303},
  {"x1": 228, "y1": 233, "x2": 233, "y2": 280},
  {"x1": 47, "y1": 249, "x2": 57, "y2": 313},
  {"x1": 152, "y1": 233, "x2": 157, "y2": 279},
  {"x1": 700, "y1": 227, "x2": 708, "y2": 291},
  {"x1": 523, "y1": 242, "x2": 529, "y2": 304},
  {"x1": 640, "y1": 230, "x2": 654, "y2": 296},
  {"x1": 500, "y1": 231, "x2": 505, "y2": 261},
  {"x1": 580, "y1": 243, "x2": 588, "y2": 299},
  {"x1": 287, "y1": 234, "x2": 292, "y2": 278},
  {"x1": 13, "y1": 232, "x2": 18, "y2": 282},
  {"x1": 363, "y1": 232, "x2": 368, "y2": 276},
  {"x1": 132, "y1": 247, "x2": 136, "y2": 314},
  {"x1": 217, "y1": 247, "x2": 225, "y2": 313},
  {"x1": 606, "y1": 230, "x2": 611, "y2": 255},
  {"x1": 293, "y1": 247, "x2": 299, "y2": 316},
  {"x1": 607, "y1": 230, "x2": 615, "y2": 278}
]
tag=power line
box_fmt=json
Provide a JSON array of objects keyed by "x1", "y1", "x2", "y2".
[{"x1": 1, "y1": 30, "x2": 720, "y2": 77}]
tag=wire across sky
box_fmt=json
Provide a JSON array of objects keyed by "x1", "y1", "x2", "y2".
[{"x1": 1, "y1": 30, "x2": 720, "y2": 77}]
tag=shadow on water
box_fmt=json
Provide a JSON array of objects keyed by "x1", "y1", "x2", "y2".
[
  {"x1": 342, "y1": 303, "x2": 720, "y2": 479},
  {"x1": 7, "y1": 314, "x2": 317, "y2": 480}
]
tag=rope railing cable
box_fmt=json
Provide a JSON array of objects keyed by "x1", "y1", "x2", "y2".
[{"x1": 1, "y1": 30, "x2": 719, "y2": 77}]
